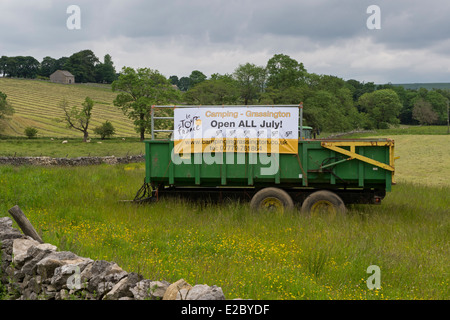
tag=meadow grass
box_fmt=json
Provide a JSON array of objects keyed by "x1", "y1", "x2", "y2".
[
  {"x1": 0, "y1": 163, "x2": 448, "y2": 300},
  {"x1": 0, "y1": 133, "x2": 448, "y2": 300}
]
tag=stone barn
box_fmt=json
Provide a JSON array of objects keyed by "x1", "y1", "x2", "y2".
[{"x1": 50, "y1": 70, "x2": 75, "y2": 84}]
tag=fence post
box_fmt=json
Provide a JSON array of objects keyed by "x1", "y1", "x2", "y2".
[{"x1": 8, "y1": 205, "x2": 43, "y2": 243}]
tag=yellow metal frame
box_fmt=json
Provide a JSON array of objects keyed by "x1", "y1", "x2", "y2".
[{"x1": 321, "y1": 140, "x2": 396, "y2": 177}]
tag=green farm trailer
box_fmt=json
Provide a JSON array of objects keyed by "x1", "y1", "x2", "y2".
[{"x1": 136, "y1": 105, "x2": 396, "y2": 215}]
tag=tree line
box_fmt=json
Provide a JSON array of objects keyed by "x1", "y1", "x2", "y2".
[
  {"x1": 1, "y1": 52, "x2": 449, "y2": 140},
  {"x1": 113, "y1": 53, "x2": 450, "y2": 139},
  {"x1": 0, "y1": 50, "x2": 117, "y2": 84}
]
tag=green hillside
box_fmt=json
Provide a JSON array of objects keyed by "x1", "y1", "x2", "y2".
[{"x1": 0, "y1": 78, "x2": 137, "y2": 138}]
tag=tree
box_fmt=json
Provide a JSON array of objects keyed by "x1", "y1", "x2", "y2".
[
  {"x1": 24, "y1": 127, "x2": 38, "y2": 139},
  {"x1": 266, "y1": 54, "x2": 307, "y2": 89},
  {"x1": 189, "y1": 70, "x2": 207, "y2": 87},
  {"x1": 112, "y1": 67, "x2": 180, "y2": 141},
  {"x1": 169, "y1": 75, "x2": 179, "y2": 87},
  {"x1": 178, "y1": 77, "x2": 191, "y2": 91},
  {"x1": 94, "y1": 120, "x2": 116, "y2": 140},
  {"x1": 2, "y1": 56, "x2": 40, "y2": 78},
  {"x1": 39, "y1": 56, "x2": 57, "y2": 78},
  {"x1": 22, "y1": 56, "x2": 40, "y2": 78},
  {"x1": 14, "y1": 56, "x2": 28, "y2": 78},
  {"x1": 184, "y1": 79, "x2": 239, "y2": 105},
  {"x1": 95, "y1": 54, "x2": 117, "y2": 83},
  {"x1": 233, "y1": 63, "x2": 266, "y2": 105},
  {"x1": 309, "y1": 74, "x2": 347, "y2": 94},
  {"x1": 56, "y1": 57, "x2": 69, "y2": 70},
  {"x1": 398, "y1": 90, "x2": 419, "y2": 125},
  {"x1": 304, "y1": 90, "x2": 356, "y2": 132},
  {"x1": 0, "y1": 91, "x2": 14, "y2": 132},
  {"x1": 425, "y1": 91, "x2": 448, "y2": 124},
  {"x1": 412, "y1": 99, "x2": 438, "y2": 125},
  {"x1": 0, "y1": 91, "x2": 14, "y2": 118},
  {"x1": 259, "y1": 86, "x2": 305, "y2": 105},
  {"x1": 65, "y1": 50, "x2": 99, "y2": 83},
  {"x1": 0, "y1": 56, "x2": 7, "y2": 77},
  {"x1": 60, "y1": 97, "x2": 94, "y2": 142},
  {"x1": 210, "y1": 73, "x2": 234, "y2": 82},
  {"x1": 358, "y1": 89, "x2": 403, "y2": 129},
  {"x1": 346, "y1": 79, "x2": 376, "y2": 104},
  {"x1": 3, "y1": 57, "x2": 17, "y2": 77}
]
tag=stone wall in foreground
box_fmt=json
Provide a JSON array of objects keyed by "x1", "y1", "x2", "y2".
[
  {"x1": 0, "y1": 217, "x2": 225, "y2": 300},
  {"x1": 0, "y1": 155, "x2": 144, "y2": 166}
]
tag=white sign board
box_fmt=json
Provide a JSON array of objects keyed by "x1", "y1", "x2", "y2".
[{"x1": 173, "y1": 107, "x2": 299, "y2": 154}]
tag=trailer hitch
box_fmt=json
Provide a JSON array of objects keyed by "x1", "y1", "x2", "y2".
[{"x1": 133, "y1": 181, "x2": 155, "y2": 203}]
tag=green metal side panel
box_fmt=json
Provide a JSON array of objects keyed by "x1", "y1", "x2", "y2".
[{"x1": 144, "y1": 140, "x2": 392, "y2": 190}]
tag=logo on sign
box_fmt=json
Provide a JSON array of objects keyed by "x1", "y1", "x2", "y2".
[{"x1": 177, "y1": 114, "x2": 201, "y2": 135}]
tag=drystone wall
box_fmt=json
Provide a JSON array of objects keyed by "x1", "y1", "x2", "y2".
[
  {"x1": 0, "y1": 216, "x2": 225, "y2": 300},
  {"x1": 324, "y1": 130, "x2": 375, "y2": 139},
  {"x1": 0, "y1": 155, "x2": 144, "y2": 166}
]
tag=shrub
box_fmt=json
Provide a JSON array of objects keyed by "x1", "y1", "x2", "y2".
[
  {"x1": 93, "y1": 120, "x2": 116, "y2": 140},
  {"x1": 24, "y1": 126, "x2": 38, "y2": 139}
]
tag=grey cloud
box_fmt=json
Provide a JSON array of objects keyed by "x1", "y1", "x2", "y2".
[
  {"x1": 246, "y1": 1, "x2": 367, "y2": 42},
  {"x1": 0, "y1": 0, "x2": 449, "y2": 83},
  {"x1": 367, "y1": 0, "x2": 450, "y2": 49},
  {"x1": 3, "y1": 0, "x2": 448, "y2": 49}
]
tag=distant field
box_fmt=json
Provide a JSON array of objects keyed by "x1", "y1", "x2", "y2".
[
  {"x1": 342, "y1": 129, "x2": 450, "y2": 187},
  {"x1": 389, "y1": 135, "x2": 450, "y2": 187},
  {"x1": 343, "y1": 125, "x2": 449, "y2": 137},
  {"x1": 0, "y1": 78, "x2": 137, "y2": 138}
]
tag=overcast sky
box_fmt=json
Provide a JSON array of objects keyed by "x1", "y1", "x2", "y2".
[{"x1": 1, "y1": 0, "x2": 449, "y2": 83}]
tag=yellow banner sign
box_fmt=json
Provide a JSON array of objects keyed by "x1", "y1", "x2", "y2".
[{"x1": 174, "y1": 107, "x2": 299, "y2": 154}]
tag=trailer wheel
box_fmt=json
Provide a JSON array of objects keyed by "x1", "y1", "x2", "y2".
[
  {"x1": 301, "y1": 190, "x2": 346, "y2": 217},
  {"x1": 250, "y1": 187, "x2": 294, "y2": 213}
]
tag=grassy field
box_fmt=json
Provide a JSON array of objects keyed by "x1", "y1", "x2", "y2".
[
  {"x1": 0, "y1": 78, "x2": 137, "y2": 138},
  {"x1": 0, "y1": 137, "x2": 145, "y2": 158},
  {"x1": 390, "y1": 135, "x2": 450, "y2": 187},
  {"x1": 343, "y1": 125, "x2": 449, "y2": 137},
  {"x1": 0, "y1": 133, "x2": 449, "y2": 300},
  {"x1": 0, "y1": 164, "x2": 448, "y2": 300},
  {"x1": 343, "y1": 126, "x2": 450, "y2": 187}
]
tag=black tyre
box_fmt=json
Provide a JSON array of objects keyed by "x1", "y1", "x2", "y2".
[
  {"x1": 250, "y1": 187, "x2": 294, "y2": 212},
  {"x1": 301, "y1": 190, "x2": 346, "y2": 217}
]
